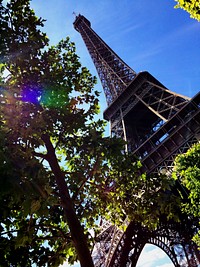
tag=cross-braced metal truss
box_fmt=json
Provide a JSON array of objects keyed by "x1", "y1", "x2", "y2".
[
  {"x1": 133, "y1": 91, "x2": 200, "y2": 174},
  {"x1": 93, "y1": 220, "x2": 200, "y2": 267},
  {"x1": 73, "y1": 14, "x2": 136, "y2": 105},
  {"x1": 105, "y1": 77, "x2": 191, "y2": 150},
  {"x1": 74, "y1": 14, "x2": 200, "y2": 267}
]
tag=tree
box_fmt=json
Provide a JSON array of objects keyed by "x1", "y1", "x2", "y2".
[
  {"x1": 172, "y1": 142, "x2": 200, "y2": 246},
  {"x1": 0, "y1": 1, "x2": 143, "y2": 266},
  {"x1": 174, "y1": 0, "x2": 200, "y2": 22}
]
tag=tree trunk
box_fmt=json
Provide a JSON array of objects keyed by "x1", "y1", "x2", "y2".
[{"x1": 42, "y1": 134, "x2": 94, "y2": 267}]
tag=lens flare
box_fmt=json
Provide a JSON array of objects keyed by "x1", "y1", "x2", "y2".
[
  {"x1": 21, "y1": 86, "x2": 41, "y2": 104},
  {"x1": 21, "y1": 85, "x2": 69, "y2": 108}
]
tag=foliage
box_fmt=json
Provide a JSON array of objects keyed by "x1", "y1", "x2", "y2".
[
  {"x1": 173, "y1": 142, "x2": 200, "y2": 217},
  {"x1": 174, "y1": 0, "x2": 200, "y2": 21},
  {"x1": 0, "y1": 1, "x2": 143, "y2": 266},
  {"x1": 172, "y1": 142, "x2": 200, "y2": 245}
]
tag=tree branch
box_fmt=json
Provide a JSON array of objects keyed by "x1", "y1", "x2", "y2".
[{"x1": 32, "y1": 151, "x2": 48, "y2": 160}]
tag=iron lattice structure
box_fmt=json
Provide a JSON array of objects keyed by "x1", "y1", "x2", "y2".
[{"x1": 74, "y1": 14, "x2": 200, "y2": 267}]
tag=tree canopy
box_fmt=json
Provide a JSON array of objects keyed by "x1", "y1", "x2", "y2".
[
  {"x1": 0, "y1": 1, "x2": 142, "y2": 266},
  {"x1": 172, "y1": 142, "x2": 200, "y2": 245},
  {"x1": 175, "y1": 0, "x2": 200, "y2": 21}
]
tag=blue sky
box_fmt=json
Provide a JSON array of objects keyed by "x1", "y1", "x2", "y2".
[
  {"x1": 31, "y1": 0, "x2": 200, "y2": 116},
  {"x1": 14, "y1": 0, "x2": 200, "y2": 266}
]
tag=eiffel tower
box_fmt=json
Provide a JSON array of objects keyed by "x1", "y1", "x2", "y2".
[{"x1": 73, "y1": 15, "x2": 200, "y2": 267}]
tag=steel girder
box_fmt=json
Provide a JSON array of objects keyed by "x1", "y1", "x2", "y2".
[
  {"x1": 74, "y1": 14, "x2": 136, "y2": 105},
  {"x1": 73, "y1": 14, "x2": 200, "y2": 267},
  {"x1": 94, "y1": 220, "x2": 200, "y2": 267}
]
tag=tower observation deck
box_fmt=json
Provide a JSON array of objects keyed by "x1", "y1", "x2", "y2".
[{"x1": 74, "y1": 14, "x2": 200, "y2": 267}]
